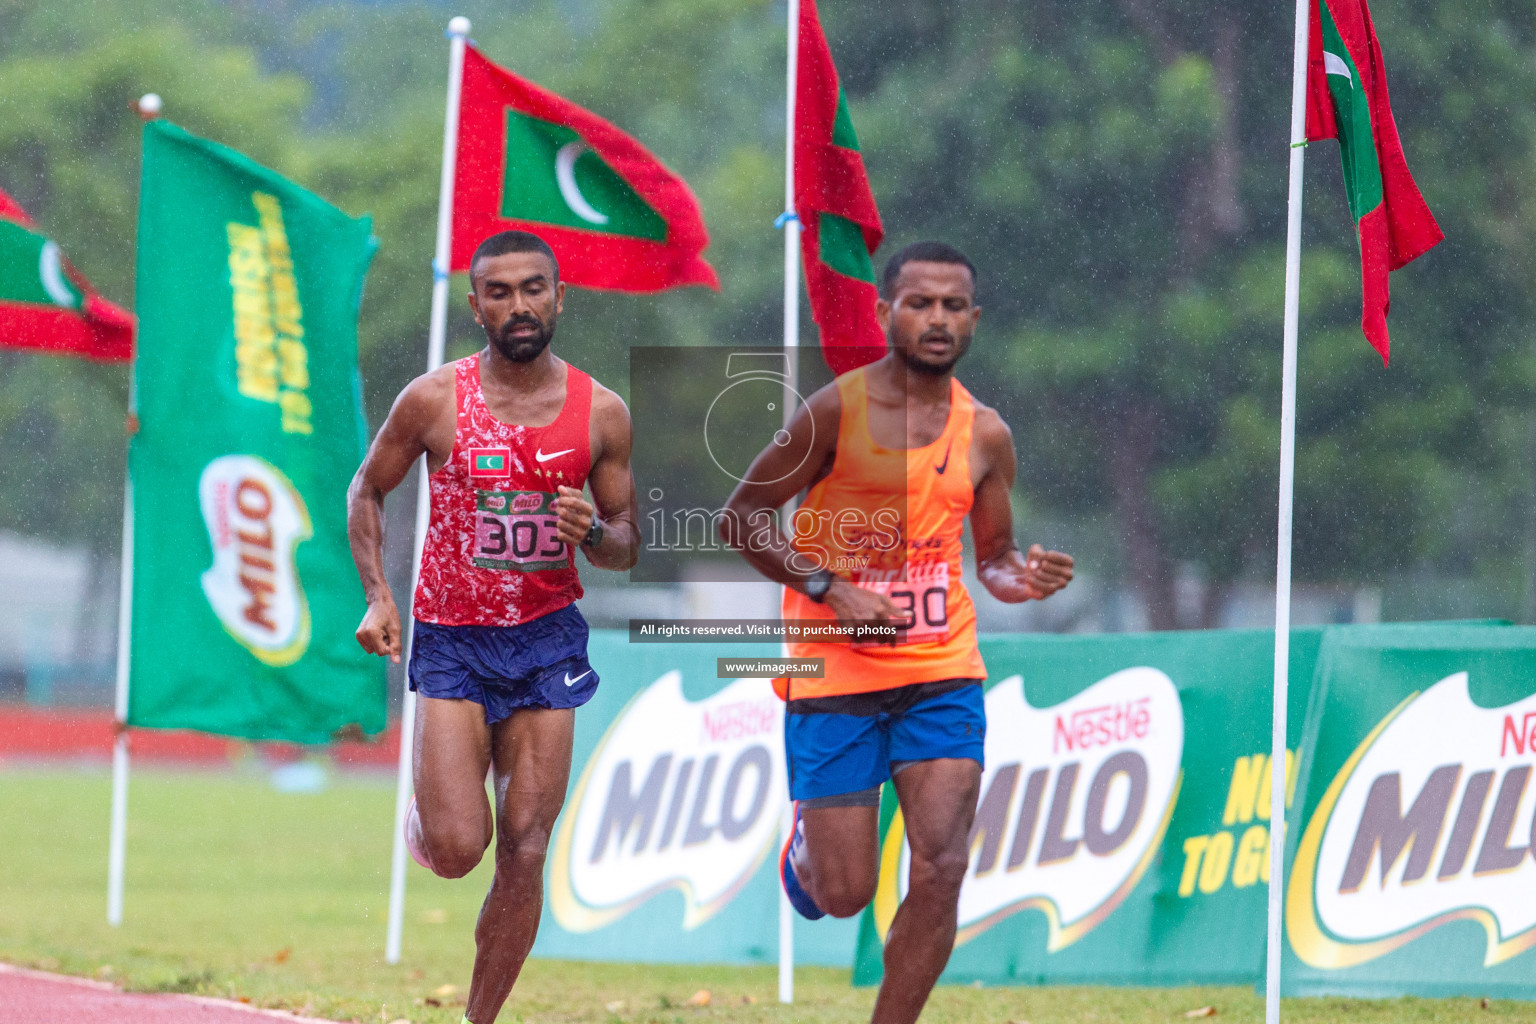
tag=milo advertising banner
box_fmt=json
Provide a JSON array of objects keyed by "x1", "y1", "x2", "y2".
[
  {"x1": 1284, "y1": 623, "x2": 1536, "y2": 997},
  {"x1": 533, "y1": 628, "x2": 1320, "y2": 976},
  {"x1": 531, "y1": 634, "x2": 860, "y2": 966},
  {"x1": 127, "y1": 120, "x2": 384, "y2": 743},
  {"x1": 531, "y1": 624, "x2": 1536, "y2": 997},
  {"x1": 853, "y1": 628, "x2": 1320, "y2": 987}
]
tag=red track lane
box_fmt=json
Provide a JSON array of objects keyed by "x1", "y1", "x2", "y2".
[
  {"x1": 0, "y1": 707, "x2": 400, "y2": 767},
  {"x1": 0, "y1": 964, "x2": 341, "y2": 1024}
]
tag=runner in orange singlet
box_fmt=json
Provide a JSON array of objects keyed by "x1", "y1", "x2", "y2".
[{"x1": 721, "y1": 242, "x2": 1073, "y2": 1024}]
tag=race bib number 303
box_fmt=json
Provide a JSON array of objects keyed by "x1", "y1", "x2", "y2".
[
  {"x1": 473, "y1": 490, "x2": 568, "y2": 571},
  {"x1": 856, "y1": 560, "x2": 950, "y2": 644}
]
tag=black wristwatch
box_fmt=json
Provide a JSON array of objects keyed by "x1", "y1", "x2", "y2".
[
  {"x1": 803, "y1": 568, "x2": 835, "y2": 603},
  {"x1": 582, "y1": 519, "x2": 604, "y2": 548}
]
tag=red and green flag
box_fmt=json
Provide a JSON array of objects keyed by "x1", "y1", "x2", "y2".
[
  {"x1": 1306, "y1": 0, "x2": 1443, "y2": 363},
  {"x1": 451, "y1": 45, "x2": 718, "y2": 292},
  {"x1": 0, "y1": 188, "x2": 134, "y2": 361},
  {"x1": 796, "y1": 0, "x2": 885, "y2": 376}
]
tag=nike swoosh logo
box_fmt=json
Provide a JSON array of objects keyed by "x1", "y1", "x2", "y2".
[
  {"x1": 935, "y1": 442, "x2": 951, "y2": 475},
  {"x1": 536, "y1": 447, "x2": 575, "y2": 463},
  {"x1": 563, "y1": 669, "x2": 592, "y2": 688}
]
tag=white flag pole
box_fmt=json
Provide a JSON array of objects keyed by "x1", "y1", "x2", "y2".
[
  {"x1": 385, "y1": 14, "x2": 470, "y2": 965},
  {"x1": 106, "y1": 473, "x2": 133, "y2": 927},
  {"x1": 777, "y1": 0, "x2": 801, "y2": 1006},
  {"x1": 107, "y1": 91, "x2": 163, "y2": 928},
  {"x1": 1265, "y1": 0, "x2": 1311, "y2": 1018}
]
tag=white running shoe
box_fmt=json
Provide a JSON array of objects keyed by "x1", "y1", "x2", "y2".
[{"x1": 404, "y1": 795, "x2": 432, "y2": 870}]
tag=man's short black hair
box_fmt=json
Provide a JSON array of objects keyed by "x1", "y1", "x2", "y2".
[
  {"x1": 470, "y1": 230, "x2": 559, "y2": 283},
  {"x1": 880, "y1": 241, "x2": 977, "y2": 300}
]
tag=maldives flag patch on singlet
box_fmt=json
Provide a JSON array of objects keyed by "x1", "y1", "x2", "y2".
[{"x1": 469, "y1": 447, "x2": 512, "y2": 477}]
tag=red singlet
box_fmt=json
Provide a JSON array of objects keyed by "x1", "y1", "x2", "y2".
[{"x1": 414, "y1": 353, "x2": 592, "y2": 627}]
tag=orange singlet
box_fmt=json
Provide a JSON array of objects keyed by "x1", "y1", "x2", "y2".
[{"x1": 779, "y1": 366, "x2": 986, "y2": 699}]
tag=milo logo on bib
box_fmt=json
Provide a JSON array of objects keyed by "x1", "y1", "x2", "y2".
[{"x1": 198, "y1": 454, "x2": 313, "y2": 666}]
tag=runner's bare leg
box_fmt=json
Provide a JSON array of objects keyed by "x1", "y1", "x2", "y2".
[
  {"x1": 870, "y1": 758, "x2": 982, "y2": 1024},
  {"x1": 464, "y1": 707, "x2": 574, "y2": 1024},
  {"x1": 412, "y1": 697, "x2": 494, "y2": 877},
  {"x1": 798, "y1": 803, "x2": 881, "y2": 918}
]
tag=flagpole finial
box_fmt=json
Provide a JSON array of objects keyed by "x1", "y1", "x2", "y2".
[
  {"x1": 447, "y1": 16, "x2": 471, "y2": 37},
  {"x1": 135, "y1": 93, "x2": 162, "y2": 120}
]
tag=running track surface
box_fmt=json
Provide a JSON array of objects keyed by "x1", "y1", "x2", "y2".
[
  {"x1": 0, "y1": 964, "x2": 339, "y2": 1024},
  {"x1": 0, "y1": 707, "x2": 399, "y2": 767}
]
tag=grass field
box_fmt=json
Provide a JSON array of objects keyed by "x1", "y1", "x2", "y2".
[{"x1": 0, "y1": 765, "x2": 1527, "y2": 1024}]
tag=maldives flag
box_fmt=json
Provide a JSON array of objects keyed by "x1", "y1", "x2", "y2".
[
  {"x1": 0, "y1": 188, "x2": 134, "y2": 361},
  {"x1": 451, "y1": 46, "x2": 717, "y2": 292},
  {"x1": 797, "y1": 0, "x2": 885, "y2": 376},
  {"x1": 1306, "y1": 0, "x2": 1443, "y2": 363}
]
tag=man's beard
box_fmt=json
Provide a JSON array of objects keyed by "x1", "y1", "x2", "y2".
[
  {"x1": 897, "y1": 329, "x2": 969, "y2": 376},
  {"x1": 489, "y1": 312, "x2": 556, "y2": 363}
]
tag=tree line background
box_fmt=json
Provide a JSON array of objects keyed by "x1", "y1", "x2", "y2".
[{"x1": 2, "y1": 0, "x2": 1534, "y2": 632}]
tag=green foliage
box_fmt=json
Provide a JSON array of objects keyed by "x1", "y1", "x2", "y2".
[
  {"x1": 833, "y1": 0, "x2": 1536, "y2": 623},
  {"x1": 0, "y1": 23, "x2": 310, "y2": 546},
  {"x1": 1, "y1": 0, "x2": 1533, "y2": 621}
]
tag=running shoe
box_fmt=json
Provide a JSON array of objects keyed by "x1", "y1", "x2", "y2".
[
  {"x1": 779, "y1": 803, "x2": 825, "y2": 920},
  {"x1": 404, "y1": 795, "x2": 432, "y2": 870}
]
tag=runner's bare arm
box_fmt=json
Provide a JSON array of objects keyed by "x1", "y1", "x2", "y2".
[
  {"x1": 969, "y1": 406, "x2": 1074, "y2": 604},
  {"x1": 554, "y1": 383, "x2": 639, "y2": 570},
  {"x1": 720, "y1": 386, "x2": 901, "y2": 625},
  {"x1": 347, "y1": 370, "x2": 454, "y2": 662}
]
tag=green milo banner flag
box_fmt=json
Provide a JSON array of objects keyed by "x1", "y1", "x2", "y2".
[{"x1": 127, "y1": 119, "x2": 383, "y2": 743}]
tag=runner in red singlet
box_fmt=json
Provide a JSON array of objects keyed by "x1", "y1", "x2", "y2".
[
  {"x1": 721, "y1": 242, "x2": 1073, "y2": 1024},
  {"x1": 347, "y1": 231, "x2": 638, "y2": 1024}
]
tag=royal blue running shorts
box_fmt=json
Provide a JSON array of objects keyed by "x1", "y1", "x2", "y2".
[
  {"x1": 408, "y1": 604, "x2": 599, "y2": 724},
  {"x1": 783, "y1": 677, "x2": 985, "y2": 804}
]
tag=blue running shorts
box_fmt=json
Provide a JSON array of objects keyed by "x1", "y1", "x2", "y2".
[
  {"x1": 783, "y1": 678, "x2": 985, "y2": 804},
  {"x1": 408, "y1": 604, "x2": 599, "y2": 724}
]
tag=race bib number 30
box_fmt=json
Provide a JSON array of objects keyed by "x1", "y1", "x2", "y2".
[
  {"x1": 473, "y1": 490, "x2": 568, "y2": 571},
  {"x1": 856, "y1": 560, "x2": 950, "y2": 644}
]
